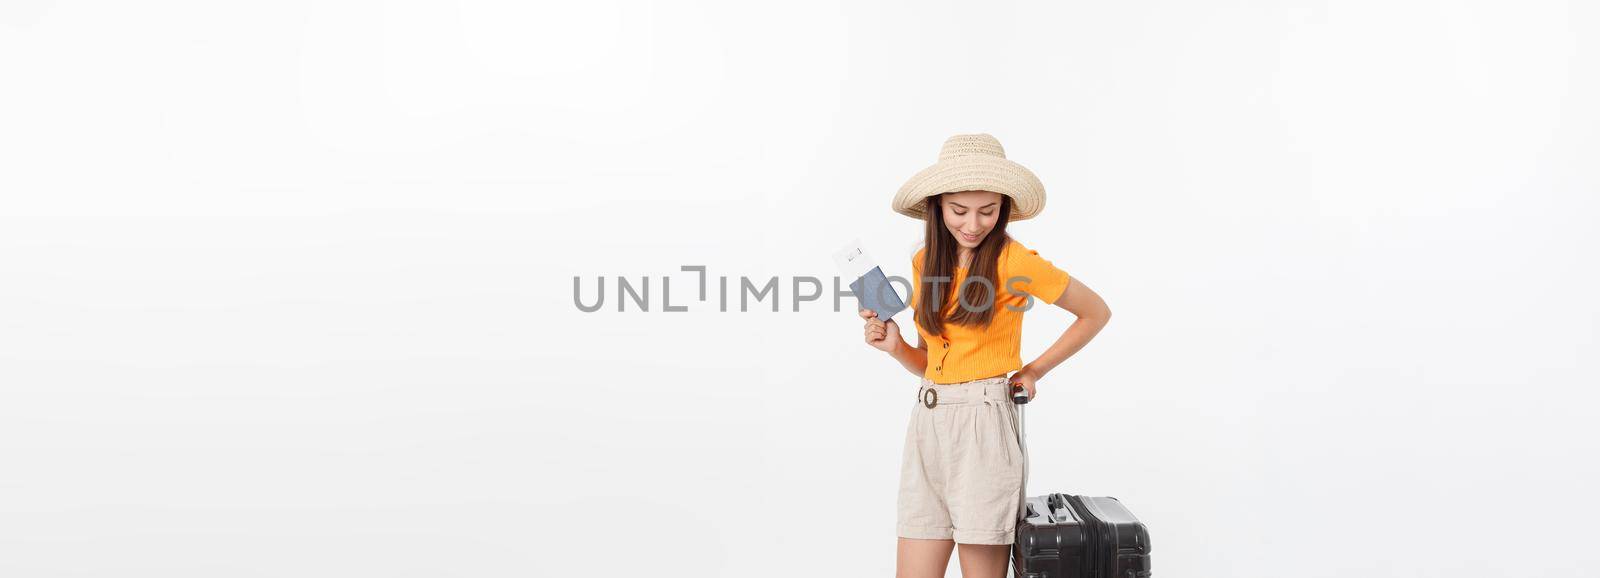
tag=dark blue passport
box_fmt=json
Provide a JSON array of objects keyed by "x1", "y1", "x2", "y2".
[{"x1": 849, "y1": 265, "x2": 907, "y2": 320}]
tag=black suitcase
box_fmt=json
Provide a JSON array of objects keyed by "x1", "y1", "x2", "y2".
[{"x1": 1011, "y1": 493, "x2": 1151, "y2": 578}]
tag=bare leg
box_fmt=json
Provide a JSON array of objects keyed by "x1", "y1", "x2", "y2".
[
  {"x1": 956, "y1": 543, "x2": 1011, "y2": 578},
  {"x1": 896, "y1": 537, "x2": 954, "y2": 578}
]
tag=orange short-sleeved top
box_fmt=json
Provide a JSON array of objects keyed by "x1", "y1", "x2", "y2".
[{"x1": 910, "y1": 238, "x2": 1072, "y2": 384}]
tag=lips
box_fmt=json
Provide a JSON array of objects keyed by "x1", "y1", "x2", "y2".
[{"x1": 960, "y1": 232, "x2": 980, "y2": 242}]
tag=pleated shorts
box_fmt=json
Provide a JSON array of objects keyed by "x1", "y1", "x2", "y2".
[{"x1": 896, "y1": 375, "x2": 1025, "y2": 545}]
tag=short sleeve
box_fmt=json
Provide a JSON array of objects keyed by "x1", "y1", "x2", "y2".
[{"x1": 1004, "y1": 241, "x2": 1071, "y2": 305}]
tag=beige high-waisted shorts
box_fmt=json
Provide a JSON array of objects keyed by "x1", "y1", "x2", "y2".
[{"x1": 896, "y1": 375, "x2": 1026, "y2": 545}]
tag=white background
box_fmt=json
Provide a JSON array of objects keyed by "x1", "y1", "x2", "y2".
[{"x1": 2, "y1": 1, "x2": 1597, "y2": 576}]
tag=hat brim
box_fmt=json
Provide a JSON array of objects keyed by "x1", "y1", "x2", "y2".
[{"x1": 892, "y1": 156, "x2": 1046, "y2": 221}]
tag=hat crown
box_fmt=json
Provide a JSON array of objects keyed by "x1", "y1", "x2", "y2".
[
  {"x1": 893, "y1": 131, "x2": 1045, "y2": 221},
  {"x1": 937, "y1": 133, "x2": 1007, "y2": 161}
]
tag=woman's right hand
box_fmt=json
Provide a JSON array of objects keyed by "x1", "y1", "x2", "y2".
[{"x1": 860, "y1": 308, "x2": 905, "y2": 354}]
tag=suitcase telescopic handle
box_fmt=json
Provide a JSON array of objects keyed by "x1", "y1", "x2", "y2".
[{"x1": 1011, "y1": 383, "x2": 1030, "y2": 522}]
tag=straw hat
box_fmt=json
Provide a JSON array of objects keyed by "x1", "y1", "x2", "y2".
[{"x1": 892, "y1": 133, "x2": 1046, "y2": 221}]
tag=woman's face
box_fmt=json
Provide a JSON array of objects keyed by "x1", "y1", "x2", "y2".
[{"x1": 939, "y1": 190, "x2": 1003, "y2": 250}]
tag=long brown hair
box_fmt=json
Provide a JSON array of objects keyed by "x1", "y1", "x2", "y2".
[{"x1": 914, "y1": 194, "x2": 1012, "y2": 337}]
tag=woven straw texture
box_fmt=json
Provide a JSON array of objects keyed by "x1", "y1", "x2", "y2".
[{"x1": 892, "y1": 133, "x2": 1046, "y2": 221}]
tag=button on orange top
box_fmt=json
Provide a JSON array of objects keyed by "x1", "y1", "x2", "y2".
[{"x1": 910, "y1": 238, "x2": 1072, "y2": 384}]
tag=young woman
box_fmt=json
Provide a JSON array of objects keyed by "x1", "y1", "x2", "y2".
[{"x1": 860, "y1": 133, "x2": 1112, "y2": 578}]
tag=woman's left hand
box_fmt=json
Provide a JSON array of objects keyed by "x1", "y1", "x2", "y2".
[{"x1": 1009, "y1": 367, "x2": 1040, "y2": 401}]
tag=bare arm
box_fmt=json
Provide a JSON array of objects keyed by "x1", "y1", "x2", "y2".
[
  {"x1": 887, "y1": 326, "x2": 928, "y2": 377},
  {"x1": 1016, "y1": 278, "x2": 1111, "y2": 385},
  {"x1": 862, "y1": 309, "x2": 927, "y2": 377}
]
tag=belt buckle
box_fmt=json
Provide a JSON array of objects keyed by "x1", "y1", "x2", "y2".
[{"x1": 922, "y1": 387, "x2": 938, "y2": 408}]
